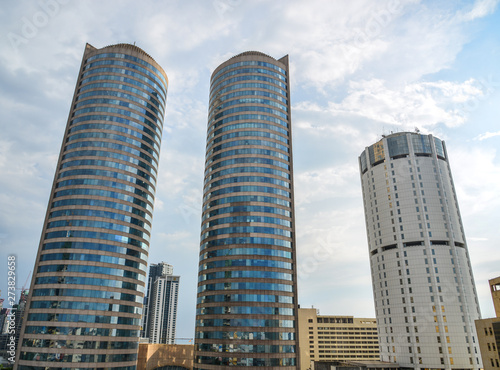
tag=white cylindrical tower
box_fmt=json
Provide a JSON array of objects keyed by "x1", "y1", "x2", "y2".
[{"x1": 359, "y1": 132, "x2": 482, "y2": 369}]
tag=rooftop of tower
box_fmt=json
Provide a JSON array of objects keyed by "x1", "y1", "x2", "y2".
[
  {"x1": 230, "y1": 51, "x2": 276, "y2": 60},
  {"x1": 86, "y1": 43, "x2": 158, "y2": 64}
]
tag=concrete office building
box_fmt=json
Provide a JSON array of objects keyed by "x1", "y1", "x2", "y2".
[
  {"x1": 15, "y1": 43, "x2": 168, "y2": 369},
  {"x1": 195, "y1": 51, "x2": 299, "y2": 368},
  {"x1": 475, "y1": 277, "x2": 500, "y2": 370},
  {"x1": 359, "y1": 132, "x2": 482, "y2": 369},
  {"x1": 298, "y1": 308, "x2": 379, "y2": 370},
  {"x1": 142, "y1": 262, "x2": 180, "y2": 344}
]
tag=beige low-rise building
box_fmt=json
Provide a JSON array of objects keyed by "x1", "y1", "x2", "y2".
[
  {"x1": 137, "y1": 343, "x2": 194, "y2": 370},
  {"x1": 476, "y1": 277, "x2": 500, "y2": 370},
  {"x1": 298, "y1": 308, "x2": 380, "y2": 370}
]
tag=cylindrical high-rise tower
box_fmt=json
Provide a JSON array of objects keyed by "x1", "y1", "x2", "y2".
[
  {"x1": 195, "y1": 51, "x2": 299, "y2": 369},
  {"x1": 16, "y1": 43, "x2": 168, "y2": 369},
  {"x1": 359, "y1": 132, "x2": 482, "y2": 369}
]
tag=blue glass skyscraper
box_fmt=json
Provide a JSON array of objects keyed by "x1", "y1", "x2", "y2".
[
  {"x1": 195, "y1": 51, "x2": 299, "y2": 369},
  {"x1": 15, "y1": 43, "x2": 168, "y2": 369}
]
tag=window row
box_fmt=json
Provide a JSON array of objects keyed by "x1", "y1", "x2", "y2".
[
  {"x1": 203, "y1": 204, "x2": 291, "y2": 221},
  {"x1": 198, "y1": 282, "x2": 293, "y2": 293},
  {"x1": 202, "y1": 215, "x2": 291, "y2": 231},
  {"x1": 201, "y1": 236, "x2": 292, "y2": 250},
  {"x1": 196, "y1": 330, "x2": 295, "y2": 340},
  {"x1": 199, "y1": 269, "x2": 292, "y2": 281},
  {"x1": 204, "y1": 185, "x2": 291, "y2": 203},
  {"x1": 28, "y1": 313, "x2": 140, "y2": 326},
  {"x1": 46, "y1": 219, "x2": 148, "y2": 240},
  {"x1": 204, "y1": 194, "x2": 291, "y2": 210},
  {"x1": 197, "y1": 293, "x2": 293, "y2": 304},
  {"x1": 32, "y1": 288, "x2": 142, "y2": 303},
  {"x1": 38, "y1": 263, "x2": 145, "y2": 282},
  {"x1": 42, "y1": 240, "x2": 146, "y2": 260},
  {"x1": 39, "y1": 252, "x2": 145, "y2": 270},
  {"x1": 35, "y1": 276, "x2": 143, "y2": 293},
  {"x1": 85, "y1": 52, "x2": 168, "y2": 86},
  {"x1": 199, "y1": 258, "x2": 292, "y2": 271},
  {"x1": 196, "y1": 318, "x2": 294, "y2": 328},
  {"x1": 209, "y1": 113, "x2": 288, "y2": 133},
  {"x1": 78, "y1": 82, "x2": 162, "y2": 109},
  {"x1": 51, "y1": 198, "x2": 151, "y2": 223},
  {"x1": 24, "y1": 324, "x2": 138, "y2": 337},
  {"x1": 48, "y1": 208, "x2": 150, "y2": 231},
  {"x1": 207, "y1": 147, "x2": 289, "y2": 164},
  {"x1": 30, "y1": 299, "x2": 140, "y2": 314},
  {"x1": 197, "y1": 343, "x2": 295, "y2": 354}
]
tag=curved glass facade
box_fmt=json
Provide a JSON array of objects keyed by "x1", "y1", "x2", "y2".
[
  {"x1": 195, "y1": 51, "x2": 299, "y2": 369},
  {"x1": 16, "y1": 43, "x2": 167, "y2": 370}
]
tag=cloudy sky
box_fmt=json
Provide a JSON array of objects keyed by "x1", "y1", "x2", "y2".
[{"x1": 1, "y1": 0, "x2": 499, "y2": 340}]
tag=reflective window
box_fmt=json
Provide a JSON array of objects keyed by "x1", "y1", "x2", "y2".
[
  {"x1": 83, "y1": 58, "x2": 167, "y2": 92},
  {"x1": 207, "y1": 130, "x2": 289, "y2": 151},
  {"x1": 209, "y1": 114, "x2": 288, "y2": 133},
  {"x1": 213, "y1": 89, "x2": 288, "y2": 106},
  {"x1": 205, "y1": 176, "x2": 290, "y2": 195},
  {"x1": 209, "y1": 105, "x2": 288, "y2": 124},
  {"x1": 202, "y1": 204, "x2": 291, "y2": 221},
  {"x1": 30, "y1": 300, "x2": 141, "y2": 314},
  {"x1": 197, "y1": 293, "x2": 293, "y2": 304},
  {"x1": 37, "y1": 263, "x2": 146, "y2": 282},
  {"x1": 201, "y1": 226, "x2": 291, "y2": 241},
  {"x1": 20, "y1": 351, "x2": 137, "y2": 363},
  {"x1": 197, "y1": 356, "x2": 295, "y2": 366},
  {"x1": 212, "y1": 67, "x2": 287, "y2": 89},
  {"x1": 32, "y1": 288, "x2": 142, "y2": 303},
  {"x1": 208, "y1": 122, "x2": 288, "y2": 140},
  {"x1": 42, "y1": 241, "x2": 147, "y2": 260},
  {"x1": 78, "y1": 82, "x2": 162, "y2": 109},
  {"x1": 55, "y1": 177, "x2": 153, "y2": 204},
  {"x1": 39, "y1": 252, "x2": 145, "y2": 270},
  {"x1": 65, "y1": 140, "x2": 156, "y2": 166},
  {"x1": 199, "y1": 258, "x2": 292, "y2": 271},
  {"x1": 199, "y1": 269, "x2": 292, "y2": 281},
  {"x1": 46, "y1": 219, "x2": 148, "y2": 240},
  {"x1": 51, "y1": 198, "x2": 152, "y2": 223},
  {"x1": 49, "y1": 208, "x2": 150, "y2": 231},
  {"x1": 204, "y1": 195, "x2": 290, "y2": 210},
  {"x1": 197, "y1": 343, "x2": 295, "y2": 354},
  {"x1": 201, "y1": 236, "x2": 292, "y2": 250},
  {"x1": 24, "y1": 324, "x2": 138, "y2": 337},
  {"x1": 202, "y1": 215, "x2": 291, "y2": 231},
  {"x1": 209, "y1": 83, "x2": 287, "y2": 106},
  {"x1": 66, "y1": 131, "x2": 158, "y2": 161},
  {"x1": 75, "y1": 95, "x2": 162, "y2": 120},
  {"x1": 82, "y1": 67, "x2": 165, "y2": 99},
  {"x1": 207, "y1": 147, "x2": 289, "y2": 164},
  {"x1": 196, "y1": 318, "x2": 294, "y2": 328},
  {"x1": 205, "y1": 167, "x2": 290, "y2": 185},
  {"x1": 204, "y1": 185, "x2": 290, "y2": 203},
  {"x1": 44, "y1": 230, "x2": 148, "y2": 250},
  {"x1": 53, "y1": 187, "x2": 152, "y2": 213},
  {"x1": 85, "y1": 52, "x2": 168, "y2": 86},
  {"x1": 196, "y1": 330, "x2": 295, "y2": 340},
  {"x1": 35, "y1": 275, "x2": 143, "y2": 293},
  {"x1": 80, "y1": 74, "x2": 165, "y2": 101},
  {"x1": 23, "y1": 337, "x2": 138, "y2": 349}
]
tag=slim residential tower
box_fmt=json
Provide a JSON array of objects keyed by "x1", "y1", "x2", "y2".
[
  {"x1": 16, "y1": 43, "x2": 168, "y2": 369},
  {"x1": 142, "y1": 262, "x2": 180, "y2": 344},
  {"x1": 359, "y1": 132, "x2": 482, "y2": 369},
  {"x1": 195, "y1": 51, "x2": 299, "y2": 368}
]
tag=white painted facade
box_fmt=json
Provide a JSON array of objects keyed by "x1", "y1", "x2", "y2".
[{"x1": 359, "y1": 132, "x2": 482, "y2": 369}]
